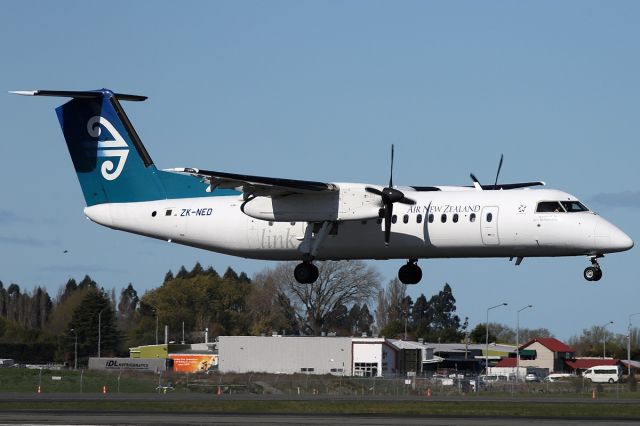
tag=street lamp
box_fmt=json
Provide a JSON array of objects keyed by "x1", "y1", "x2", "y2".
[
  {"x1": 486, "y1": 303, "x2": 508, "y2": 375},
  {"x1": 628, "y1": 313, "x2": 640, "y2": 375},
  {"x1": 70, "y1": 328, "x2": 77, "y2": 370},
  {"x1": 516, "y1": 305, "x2": 533, "y2": 384},
  {"x1": 98, "y1": 309, "x2": 103, "y2": 358},
  {"x1": 601, "y1": 321, "x2": 614, "y2": 359}
]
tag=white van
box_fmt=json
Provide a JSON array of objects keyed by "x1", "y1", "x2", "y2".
[{"x1": 582, "y1": 365, "x2": 621, "y2": 384}]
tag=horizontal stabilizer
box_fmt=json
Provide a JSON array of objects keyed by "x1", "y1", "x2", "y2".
[{"x1": 9, "y1": 89, "x2": 147, "y2": 102}]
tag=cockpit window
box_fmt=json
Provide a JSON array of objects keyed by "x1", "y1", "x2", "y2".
[
  {"x1": 561, "y1": 201, "x2": 589, "y2": 212},
  {"x1": 536, "y1": 201, "x2": 564, "y2": 213}
]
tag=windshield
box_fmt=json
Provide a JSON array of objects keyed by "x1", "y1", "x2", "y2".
[
  {"x1": 561, "y1": 201, "x2": 589, "y2": 212},
  {"x1": 536, "y1": 201, "x2": 590, "y2": 213}
]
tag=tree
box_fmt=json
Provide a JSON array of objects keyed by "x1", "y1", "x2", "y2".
[
  {"x1": 118, "y1": 284, "x2": 139, "y2": 323},
  {"x1": 67, "y1": 289, "x2": 119, "y2": 360},
  {"x1": 357, "y1": 304, "x2": 374, "y2": 335},
  {"x1": 275, "y1": 261, "x2": 381, "y2": 335},
  {"x1": 247, "y1": 269, "x2": 300, "y2": 336},
  {"x1": 470, "y1": 323, "x2": 496, "y2": 344}
]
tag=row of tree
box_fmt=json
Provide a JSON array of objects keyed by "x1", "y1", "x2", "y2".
[{"x1": 1, "y1": 261, "x2": 639, "y2": 364}]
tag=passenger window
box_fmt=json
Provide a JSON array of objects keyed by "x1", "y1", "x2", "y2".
[
  {"x1": 486, "y1": 213, "x2": 492, "y2": 223},
  {"x1": 453, "y1": 213, "x2": 459, "y2": 223},
  {"x1": 441, "y1": 214, "x2": 447, "y2": 223},
  {"x1": 536, "y1": 201, "x2": 564, "y2": 213},
  {"x1": 152, "y1": 211, "x2": 157, "y2": 217},
  {"x1": 391, "y1": 215, "x2": 397, "y2": 224},
  {"x1": 165, "y1": 209, "x2": 172, "y2": 216},
  {"x1": 403, "y1": 215, "x2": 409, "y2": 224},
  {"x1": 417, "y1": 214, "x2": 423, "y2": 224},
  {"x1": 428, "y1": 214, "x2": 434, "y2": 223},
  {"x1": 470, "y1": 213, "x2": 476, "y2": 222}
]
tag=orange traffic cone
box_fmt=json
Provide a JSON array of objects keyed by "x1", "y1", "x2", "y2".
[
  {"x1": 102, "y1": 385, "x2": 107, "y2": 395},
  {"x1": 217, "y1": 386, "x2": 222, "y2": 396},
  {"x1": 427, "y1": 388, "x2": 432, "y2": 398},
  {"x1": 592, "y1": 389, "x2": 596, "y2": 400}
]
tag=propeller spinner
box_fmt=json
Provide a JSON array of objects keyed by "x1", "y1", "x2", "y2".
[{"x1": 365, "y1": 145, "x2": 416, "y2": 245}]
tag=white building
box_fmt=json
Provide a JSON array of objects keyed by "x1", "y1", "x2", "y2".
[{"x1": 218, "y1": 336, "x2": 399, "y2": 377}]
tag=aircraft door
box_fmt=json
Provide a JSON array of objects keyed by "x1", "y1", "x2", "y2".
[{"x1": 481, "y1": 206, "x2": 500, "y2": 245}]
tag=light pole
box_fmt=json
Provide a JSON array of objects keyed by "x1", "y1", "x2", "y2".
[
  {"x1": 601, "y1": 321, "x2": 613, "y2": 359},
  {"x1": 155, "y1": 309, "x2": 159, "y2": 345},
  {"x1": 516, "y1": 305, "x2": 533, "y2": 383},
  {"x1": 70, "y1": 328, "x2": 77, "y2": 370},
  {"x1": 486, "y1": 303, "x2": 508, "y2": 375},
  {"x1": 98, "y1": 310, "x2": 102, "y2": 358},
  {"x1": 628, "y1": 313, "x2": 640, "y2": 375}
]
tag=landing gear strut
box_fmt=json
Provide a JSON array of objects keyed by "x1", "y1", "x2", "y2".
[
  {"x1": 398, "y1": 259, "x2": 422, "y2": 285},
  {"x1": 584, "y1": 256, "x2": 603, "y2": 282}
]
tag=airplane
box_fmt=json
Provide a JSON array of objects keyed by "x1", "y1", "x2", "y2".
[{"x1": 11, "y1": 89, "x2": 633, "y2": 284}]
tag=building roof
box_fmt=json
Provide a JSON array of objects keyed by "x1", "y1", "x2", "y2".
[
  {"x1": 521, "y1": 338, "x2": 574, "y2": 353},
  {"x1": 495, "y1": 357, "x2": 517, "y2": 367},
  {"x1": 565, "y1": 358, "x2": 619, "y2": 370}
]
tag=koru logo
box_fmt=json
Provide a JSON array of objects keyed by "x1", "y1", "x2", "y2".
[{"x1": 86, "y1": 116, "x2": 129, "y2": 181}]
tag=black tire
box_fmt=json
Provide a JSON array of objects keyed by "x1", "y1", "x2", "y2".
[
  {"x1": 398, "y1": 263, "x2": 422, "y2": 285},
  {"x1": 583, "y1": 266, "x2": 597, "y2": 281},
  {"x1": 594, "y1": 268, "x2": 603, "y2": 281},
  {"x1": 608, "y1": 378, "x2": 614, "y2": 384},
  {"x1": 294, "y1": 263, "x2": 319, "y2": 284}
]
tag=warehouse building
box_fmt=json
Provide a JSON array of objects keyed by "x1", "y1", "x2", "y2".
[{"x1": 218, "y1": 336, "x2": 399, "y2": 377}]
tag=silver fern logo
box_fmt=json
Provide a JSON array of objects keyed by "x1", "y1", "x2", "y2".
[{"x1": 85, "y1": 116, "x2": 129, "y2": 181}]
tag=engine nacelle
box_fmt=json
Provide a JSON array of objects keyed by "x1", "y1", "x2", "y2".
[{"x1": 241, "y1": 183, "x2": 382, "y2": 222}]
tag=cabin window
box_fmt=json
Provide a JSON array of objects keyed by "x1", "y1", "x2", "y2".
[
  {"x1": 290, "y1": 221, "x2": 296, "y2": 226},
  {"x1": 165, "y1": 209, "x2": 172, "y2": 216},
  {"x1": 441, "y1": 214, "x2": 447, "y2": 223},
  {"x1": 268, "y1": 221, "x2": 274, "y2": 226},
  {"x1": 151, "y1": 211, "x2": 157, "y2": 217},
  {"x1": 391, "y1": 215, "x2": 397, "y2": 224},
  {"x1": 560, "y1": 201, "x2": 589, "y2": 212},
  {"x1": 486, "y1": 213, "x2": 493, "y2": 222},
  {"x1": 470, "y1": 213, "x2": 476, "y2": 222},
  {"x1": 536, "y1": 201, "x2": 564, "y2": 213},
  {"x1": 403, "y1": 215, "x2": 409, "y2": 224},
  {"x1": 417, "y1": 214, "x2": 423, "y2": 224},
  {"x1": 428, "y1": 214, "x2": 434, "y2": 223},
  {"x1": 453, "y1": 213, "x2": 459, "y2": 223}
]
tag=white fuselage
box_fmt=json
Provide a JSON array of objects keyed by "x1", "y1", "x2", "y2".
[{"x1": 83, "y1": 186, "x2": 633, "y2": 262}]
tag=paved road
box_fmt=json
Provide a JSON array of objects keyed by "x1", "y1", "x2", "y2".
[{"x1": 0, "y1": 412, "x2": 639, "y2": 426}]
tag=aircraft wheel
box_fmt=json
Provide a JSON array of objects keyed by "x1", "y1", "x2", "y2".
[
  {"x1": 398, "y1": 263, "x2": 422, "y2": 285},
  {"x1": 594, "y1": 268, "x2": 603, "y2": 281},
  {"x1": 583, "y1": 266, "x2": 597, "y2": 282},
  {"x1": 608, "y1": 378, "x2": 614, "y2": 384},
  {"x1": 294, "y1": 263, "x2": 319, "y2": 284}
]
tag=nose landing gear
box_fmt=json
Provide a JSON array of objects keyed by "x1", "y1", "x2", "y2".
[
  {"x1": 584, "y1": 256, "x2": 603, "y2": 282},
  {"x1": 398, "y1": 259, "x2": 422, "y2": 285}
]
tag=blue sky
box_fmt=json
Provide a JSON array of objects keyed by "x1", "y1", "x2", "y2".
[{"x1": 1, "y1": 1, "x2": 638, "y2": 341}]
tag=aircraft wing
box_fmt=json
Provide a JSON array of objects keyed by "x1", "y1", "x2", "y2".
[{"x1": 167, "y1": 168, "x2": 338, "y2": 198}]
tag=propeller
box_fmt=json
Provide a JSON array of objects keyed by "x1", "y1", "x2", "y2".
[
  {"x1": 493, "y1": 154, "x2": 504, "y2": 188},
  {"x1": 365, "y1": 145, "x2": 416, "y2": 245},
  {"x1": 470, "y1": 154, "x2": 504, "y2": 190}
]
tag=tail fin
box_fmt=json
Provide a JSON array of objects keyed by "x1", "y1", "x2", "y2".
[{"x1": 19, "y1": 89, "x2": 167, "y2": 206}]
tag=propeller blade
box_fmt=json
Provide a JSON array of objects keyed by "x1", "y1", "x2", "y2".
[
  {"x1": 493, "y1": 154, "x2": 504, "y2": 188},
  {"x1": 384, "y1": 202, "x2": 393, "y2": 246},
  {"x1": 389, "y1": 144, "x2": 395, "y2": 188},
  {"x1": 365, "y1": 186, "x2": 384, "y2": 197},
  {"x1": 397, "y1": 197, "x2": 417, "y2": 206},
  {"x1": 470, "y1": 173, "x2": 483, "y2": 191}
]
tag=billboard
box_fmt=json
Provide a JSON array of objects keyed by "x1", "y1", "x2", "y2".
[
  {"x1": 169, "y1": 354, "x2": 218, "y2": 373},
  {"x1": 88, "y1": 357, "x2": 167, "y2": 372}
]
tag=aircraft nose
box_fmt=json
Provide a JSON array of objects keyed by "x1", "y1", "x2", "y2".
[{"x1": 595, "y1": 219, "x2": 634, "y2": 252}]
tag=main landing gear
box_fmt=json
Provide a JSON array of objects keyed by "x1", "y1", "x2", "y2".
[
  {"x1": 398, "y1": 259, "x2": 422, "y2": 285},
  {"x1": 294, "y1": 261, "x2": 319, "y2": 284},
  {"x1": 584, "y1": 255, "x2": 603, "y2": 282}
]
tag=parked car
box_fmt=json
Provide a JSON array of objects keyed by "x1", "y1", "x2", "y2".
[
  {"x1": 582, "y1": 365, "x2": 621, "y2": 384},
  {"x1": 525, "y1": 373, "x2": 540, "y2": 382},
  {"x1": 544, "y1": 373, "x2": 573, "y2": 382}
]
